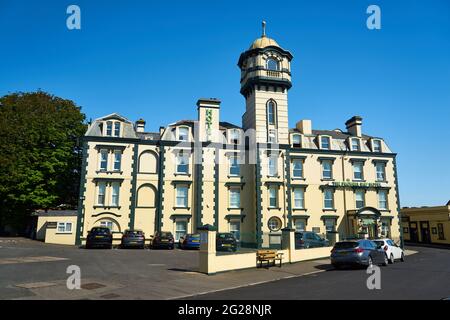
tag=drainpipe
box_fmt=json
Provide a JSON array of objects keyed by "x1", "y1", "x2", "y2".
[
  {"x1": 341, "y1": 151, "x2": 350, "y2": 238},
  {"x1": 281, "y1": 151, "x2": 287, "y2": 227}
]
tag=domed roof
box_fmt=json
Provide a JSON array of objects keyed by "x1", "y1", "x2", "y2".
[{"x1": 249, "y1": 35, "x2": 280, "y2": 50}]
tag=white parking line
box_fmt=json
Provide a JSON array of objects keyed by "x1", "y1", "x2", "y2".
[
  {"x1": 0, "y1": 256, "x2": 68, "y2": 265},
  {"x1": 168, "y1": 269, "x2": 326, "y2": 300}
]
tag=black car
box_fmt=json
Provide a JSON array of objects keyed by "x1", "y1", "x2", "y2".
[
  {"x1": 295, "y1": 231, "x2": 329, "y2": 249},
  {"x1": 152, "y1": 231, "x2": 174, "y2": 249},
  {"x1": 121, "y1": 229, "x2": 145, "y2": 249},
  {"x1": 330, "y1": 239, "x2": 388, "y2": 269},
  {"x1": 86, "y1": 227, "x2": 113, "y2": 249},
  {"x1": 216, "y1": 233, "x2": 237, "y2": 252}
]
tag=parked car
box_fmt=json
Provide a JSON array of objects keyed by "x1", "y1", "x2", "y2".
[
  {"x1": 86, "y1": 227, "x2": 113, "y2": 249},
  {"x1": 152, "y1": 231, "x2": 174, "y2": 249},
  {"x1": 121, "y1": 229, "x2": 146, "y2": 249},
  {"x1": 295, "y1": 231, "x2": 329, "y2": 249},
  {"x1": 216, "y1": 233, "x2": 237, "y2": 252},
  {"x1": 179, "y1": 233, "x2": 201, "y2": 250},
  {"x1": 373, "y1": 238, "x2": 405, "y2": 264},
  {"x1": 330, "y1": 239, "x2": 388, "y2": 269}
]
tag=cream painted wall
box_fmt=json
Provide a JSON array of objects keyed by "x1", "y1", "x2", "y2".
[{"x1": 37, "y1": 216, "x2": 78, "y2": 245}]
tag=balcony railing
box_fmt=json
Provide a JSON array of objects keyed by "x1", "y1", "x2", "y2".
[{"x1": 266, "y1": 70, "x2": 281, "y2": 78}]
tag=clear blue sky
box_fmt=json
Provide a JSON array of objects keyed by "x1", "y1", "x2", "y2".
[{"x1": 1, "y1": 0, "x2": 449, "y2": 207}]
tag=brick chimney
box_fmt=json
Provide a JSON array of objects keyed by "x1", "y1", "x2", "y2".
[
  {"x1": 296, "y1": 120, "x2": 312, "y2": 135},
  {"x1": 135, "y1": 118, "x2": 146, "y2": 132},
  {"x1": 345, "y1": 116, "x2": 362, "y2": 137}
]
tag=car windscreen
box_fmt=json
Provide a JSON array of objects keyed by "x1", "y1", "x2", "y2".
[
  {"x1": 374, "y1": 240, "x2": 384, "y2": 247},
  {"x1": 188, "y1": 234, "x2": 200, "y2": 239},
  {"x1": 217, "y1": 233, "x2": 233, "y2": 239},
  {"x1": 125, "y1": 231, "x2": 143, "y2": 236},
  {"x1": 333, "y1": 242, "x2": 358, "y2": 249},
  {"x1": 160, "y1": 232, "x2": 172, "y2": 238},
  {"x1": 91, "y1": 228, "x2": 110, "y2": 235}
]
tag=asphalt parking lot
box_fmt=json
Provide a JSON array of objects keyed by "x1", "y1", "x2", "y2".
[
  {"x1": 0, "y1": 237, "x2": 338, "y2": 300},
  {"x1": 0, "y1": 238, "x2": 200, "y2": 299},
  {"x1": 2, "y1": 237, "x2": 445, "y2": 300}
]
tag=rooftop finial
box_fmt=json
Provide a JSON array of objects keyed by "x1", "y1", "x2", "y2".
[{"x1": 262, "y1": 20, "x2": 266, "y2": 37}]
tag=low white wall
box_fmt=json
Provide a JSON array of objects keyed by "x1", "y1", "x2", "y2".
[
  {"x1": 290, "y1": 246, "x2": 333, "y2": 262},
  {"x1": 203, "y1": 247, "x2": 331, "y2": 274},
  {"x1": 211, "y1": 252, "x2": 257, "y2": 273}
]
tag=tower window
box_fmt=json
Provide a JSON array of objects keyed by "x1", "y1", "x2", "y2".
[
  {"x1": 266, "y1": 58, "x2": 279, "y2": 71},
  {"x1": 267, "y1": 101, "x2": 276, "y2": 125}
]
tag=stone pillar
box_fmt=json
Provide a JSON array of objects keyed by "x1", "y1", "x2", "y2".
[
  {"x1": 198, "y1": 224, "x2": 217, "y2": 275},
  {"x1": 281, "y1": 228, "x2": 295, "y2": 263}
]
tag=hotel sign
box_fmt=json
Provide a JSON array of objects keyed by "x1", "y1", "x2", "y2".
[
  {"x1": 205, "y1": 109, "x2": 212, "y2": 138},
  {"x1": 331, "y1": 181, "x2": 382, "y2": 188}
]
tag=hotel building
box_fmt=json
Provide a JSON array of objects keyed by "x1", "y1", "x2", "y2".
[{"x1": 74, "y1": 26, "x2": 402, "y2": 248}]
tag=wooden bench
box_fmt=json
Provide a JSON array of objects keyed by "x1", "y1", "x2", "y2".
[{"x1": 256, "y1": 250, "x2": 283, "y2": 268}]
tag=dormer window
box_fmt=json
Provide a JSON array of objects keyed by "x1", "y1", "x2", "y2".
[
  {"x1": 292, "y1": 134, "x2": 301, "y2": 148},
  {"x1": 266, "y1": 58, "x2": 279, "y2": 71},
  {"x1": 320, "y1": 136, "x2": 331, "y2": 150},
  {"x1": 229, "y1": 129, "x2": 240, "y2": 144},
  {"x1": 114, "y1": 122, "x2": 121, "y2": 137},
  {"x1": 351, "y1": 138, "x2": 360, "y2": 151},
  {"x1": 372, "y1": 139, "x2": 382, "y2": 153},
  {"x1": 106, "y1": 121, "x2": 113, "y2": 136},
  {"x1": 267, "y1": 100, "x2": 276, "y2": 125},
  {"x1": 178, "y1": 127, "x2": 189, "y2": 141},
  {"x1": 104, "y1": 121, "x2": 121, "y2": 137}
]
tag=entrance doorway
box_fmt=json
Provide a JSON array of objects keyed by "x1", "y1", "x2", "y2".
[
  {"x1": 420, "y1": 221, "x2": 431, "y2": 243},
  {"x1": 409, "y1": 222, "x2": 419, "y2": 242}
]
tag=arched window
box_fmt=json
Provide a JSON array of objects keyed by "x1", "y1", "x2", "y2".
[
  {"x1": 267, "y1": 100, "x2": 276, "y2": 125},
  {"x1": 266, "y1": 58, "x2": 279, "y2": 71},
  {"x1": 95, "y1": 218, "x2": 121, "y2": 232}
]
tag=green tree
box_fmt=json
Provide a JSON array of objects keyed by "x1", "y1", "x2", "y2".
[{"x1": 0, "y1": 91, "x2": 87, "y2": 233}]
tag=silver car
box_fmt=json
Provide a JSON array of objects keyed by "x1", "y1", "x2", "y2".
[{"x1": 330, "y1": 239, "x2": 388, "y2": 269}]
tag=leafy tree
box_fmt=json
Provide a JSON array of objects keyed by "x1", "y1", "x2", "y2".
[{"x1": 0, "y1": 91, "x2": 87, "y2": 233}]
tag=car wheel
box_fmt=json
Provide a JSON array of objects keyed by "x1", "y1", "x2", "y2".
[
  {"x1": 332, "y1": 264, "x2": 341, "y2": 270},
  {"x1": 382, "y1": 254, "x2": 389, "y2": 266},
  {"x1": 400, "y1": 252, "x2": 405, "y2": 262},
  {"x1": 389, "y1": 254, "x2": 395, "y2": 264}
]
